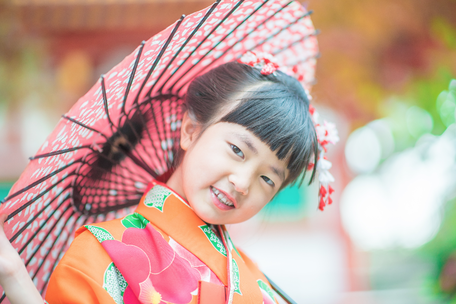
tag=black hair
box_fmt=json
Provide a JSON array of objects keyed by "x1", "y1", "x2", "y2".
[{"x1": 185, "y1": 61, "x2": 318, "y2": 188}]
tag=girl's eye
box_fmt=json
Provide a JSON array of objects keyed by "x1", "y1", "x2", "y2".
[
  {"x1": 230, "y1": 144, "x2": 244, "y2": 158},
  {"x1": 262, "y1": 176, "x2": 275, "y2": 187}
]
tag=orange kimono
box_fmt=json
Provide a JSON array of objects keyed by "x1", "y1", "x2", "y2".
[{"x1": 45, "y1": 181, "x2": 277, "y2": 304}]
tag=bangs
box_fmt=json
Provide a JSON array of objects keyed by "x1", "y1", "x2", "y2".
[{"x1": 220, "y1": 82, "x2": 318, "y2": 187}]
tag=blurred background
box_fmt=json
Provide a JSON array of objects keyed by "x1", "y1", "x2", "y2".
[{"x1": 0, "y1": 0, "x2": 455, "y2": 303}]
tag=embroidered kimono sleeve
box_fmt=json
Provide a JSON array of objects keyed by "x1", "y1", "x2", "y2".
[{"x1": 45, "y1": 230, "x2": 117, "y2": 304}]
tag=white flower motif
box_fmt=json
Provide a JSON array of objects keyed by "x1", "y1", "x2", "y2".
[
  {"x1": 315, "y1": 121, "x2": 339, "y2": 146},
  {"x1": 323, "y1": 121, "x2": 340, "y2": 145},
  {"x1": 315, "y1": 124, "x2": 326, "y2": 141},
  {"x1": 304, "y1": 89, "x2": 313, "y2": 101},
  {"x1": 310, "y1": 108, "x2": 319, "y2": 124},
  {"x1": 318, "y1": 169, "x2": 335, "y2": 185},
  {"x1": 316, "y1": 157, "x2": 335, "y2": 185},
  {"x1": 259, "y1": 52, "x2": 277, "y2": 64},
  {"x1": 317, "y1": 157, "x2": 332, "y2": 171},
  {"x1": 238, "y1": 51, "x2": 259, "y2": 66}
]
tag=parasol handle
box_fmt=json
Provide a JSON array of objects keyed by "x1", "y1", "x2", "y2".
[{"x1": 263, "y1": 273, "x2": 297, "y2": 304}]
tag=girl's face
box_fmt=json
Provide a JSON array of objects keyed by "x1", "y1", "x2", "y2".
[{"x1": 167, "y1": 114, "x2": 288, "y2": 225}]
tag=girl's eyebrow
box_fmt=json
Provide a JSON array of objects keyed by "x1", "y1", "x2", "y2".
[
  {"x1": 270, "y1": 166, "x2": 285, "y2": 182},
  {"x1": 232, "y1": 132, "x2": 258, "y2": 155}
]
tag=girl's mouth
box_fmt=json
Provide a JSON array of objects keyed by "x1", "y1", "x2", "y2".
[{"x1": 210, "y1": 186, "x2": 236, "y2": 210}]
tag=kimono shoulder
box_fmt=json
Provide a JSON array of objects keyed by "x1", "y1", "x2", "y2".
[
  {"x1": 46, "y1": 215, "x2": 176, "y2": 304},
  {"x1": 45, "y1": 228, "x2": 118, "y2": 304}
]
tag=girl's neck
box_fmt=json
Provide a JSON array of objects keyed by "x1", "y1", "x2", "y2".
[{"x1": 166, "y1": 165, "x2": 186, "y2": 200}]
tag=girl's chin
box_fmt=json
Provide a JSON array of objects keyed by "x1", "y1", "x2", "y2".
[
  {"x1": 192, "y1": 206, "x2": 233, "y2": 225},
  {"x1": 188, "y1": 190, "x2": 236, "y2": 225},
  {"x1": 194, "y1": 209, "x2": 228, "y2": 225}
]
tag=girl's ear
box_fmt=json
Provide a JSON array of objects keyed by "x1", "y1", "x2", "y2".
[{"x1": 180, "y1": 112, "x2": 200, "y2": 151}]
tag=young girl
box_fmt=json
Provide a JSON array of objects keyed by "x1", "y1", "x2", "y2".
[{"x1": 0, "y1": 58, "x2": 319, "y2": 303}]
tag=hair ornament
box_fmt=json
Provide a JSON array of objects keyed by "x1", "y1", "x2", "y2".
[
  {"x1": 308, "y1": 104, "x2": 339, "y2": 211},
  {"x1": 238, "y1": 51, "x2": 279, "y2": 75},
  {"x1": 238, "y1": 51, "x2": 339, "y2": 211}
]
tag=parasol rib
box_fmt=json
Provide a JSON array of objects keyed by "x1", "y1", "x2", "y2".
[
  {"x1": 21, "y1": 201, "x2": 73, "y2": 259},
  {"x1": 42, "y1": 213, "x2": 92, "y2": 294},
  {"x1": 155, "y1": 0, "x2": 221, "y2": 95},
  {"x1": 242, "y1": 10, "x2": 314, "y2": 55},
  {"x1": 62, "y1": 115, "x2": 109, "y2": 141},
  {"x1": 176, "y1": 0, "x2": 296, "y2": 94},
  {"x1": 29, "y1": 145, "x2": 93, "y2": 160},
  {"x1": 100, "y1": 75, "x2": 117, "y2": 132},
  {"x1": 181, "y1": 3, "x2": 308, "y2": 90},
  {"x1": 1, "y1": 161, "x2": 82, "y2": 207},
  {"x1": 8, "y1": 184, "x2": 72, "y2": 243},
  {"x1": 132, "y1": 99, "x2": 173, "y2": 172},
  {"x1": 171, "y1": 0, "x2": 249, "y2": 94},
  {"x1": 81, "y1": 151, "x2": 150, "y2": 183},
  {"x1": 120, "y1": 40, "x2": 146, "y2": 122},
  {"x1": 271, "y1": 29, "x2": 320, "y2": 56},
  {"x1": 31, "y1": 208, "x2": 76, "y2": 292},
  {"x1": 132, "y1": 15, "x2": 185, "y2": 106}
]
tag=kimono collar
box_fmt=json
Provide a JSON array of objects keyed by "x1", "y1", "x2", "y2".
[
  {"x1": 86, "y1": 180, "x2": 270, "y2": 303},
  {"x1": 135, "y1": 180, "x2": 231, "y2": 285}
]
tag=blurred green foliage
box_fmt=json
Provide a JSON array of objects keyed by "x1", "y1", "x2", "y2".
[
  {"x1": 310, "y1": 0, "x2": 456, "y2": 134},
  {"x1": 422, "y1": 196, "x2": 456, "y2": 301},
  {"x1": 381, "y1": 73, "x2": 455, "y2": 152},
  {"x1": 417, "y1": 79, "x2": 456, "y2": 300},
  {"x1": 432, "y1": 17, "x2": 456, "y2": 50}
]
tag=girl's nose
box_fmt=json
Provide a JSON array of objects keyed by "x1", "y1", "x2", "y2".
[{"x1": 228, "y1": 173, "x2": 250, "y2": 196}]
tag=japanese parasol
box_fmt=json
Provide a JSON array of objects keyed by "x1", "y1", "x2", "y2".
[{"x1": 0, "y1": 0, "x2": 318, "y2": 301}]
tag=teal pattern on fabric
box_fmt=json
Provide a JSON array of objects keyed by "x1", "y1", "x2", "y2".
[
  {"x1": 198, "y1": 224, "x2": 227, "y2": 256},
  {"x1": 121, "y1": 213, "x2": 150, "y2": 229},
  {"x1": 143, "y1": 184, "x2": 172, "y2": 212},
  {"x1": 103, "y1": 262, "x2": 128, "y2": 304},
  {"x1": 233, "y1": 259, "x2": 242, "y2": 295},
  {"x1": 85, "y1": 225, "x2": 114, "y2": 243}
]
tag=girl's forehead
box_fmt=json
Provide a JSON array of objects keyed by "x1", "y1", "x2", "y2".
[{"x1": 206, "y1": 122, "x2": 288, "y2": 171}]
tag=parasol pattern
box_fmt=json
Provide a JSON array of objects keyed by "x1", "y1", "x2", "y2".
[{"x1": 0, "y1": 0, "x2": 318, "y2": 300}]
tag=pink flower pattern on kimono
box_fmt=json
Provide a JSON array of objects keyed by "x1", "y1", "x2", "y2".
[
  {"x1": 168, "y1": 238, "x2": 224, "y2": 286},
  {"x1": 102, "y1": 224, "x2": 201, "y2": 304}
]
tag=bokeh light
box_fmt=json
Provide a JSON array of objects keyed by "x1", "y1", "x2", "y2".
[
  {"x1": 437, "y1": 81, "x2": 456, "y2": 127},
  {"x1": 342, "y1": 124, "x2": 456, "y2": 250},
  {"x1": 406, "y1": 106, "x2": 433, "y2": 138},
  {"x1": 345, "y1": 126, "x2": 382, "y2": 174}
]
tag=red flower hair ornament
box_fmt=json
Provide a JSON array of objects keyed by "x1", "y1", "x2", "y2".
[
  {"x1": 238, "y1": 51, "x2": 339, "y2": 211},
  {"x1": 238, "y1": 51, "x2": 280, "y2": 75}
]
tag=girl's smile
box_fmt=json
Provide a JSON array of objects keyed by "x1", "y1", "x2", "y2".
[
  {"x1": 210, "y1": 186, "x2": 237, "y2": 210},
  {"x1": 166, "y1": 114, "x2": 289, "y2": 225}
]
